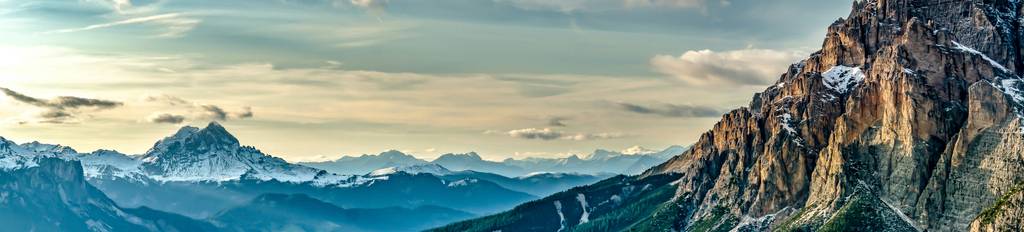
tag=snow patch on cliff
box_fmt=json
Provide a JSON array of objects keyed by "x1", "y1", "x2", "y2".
[
  {"x1": 821, "y1": 65, "x2": 865, "y2": 93},
  {"x1": 952, "y1": 41, "x2": 1010, "y2": 73}
]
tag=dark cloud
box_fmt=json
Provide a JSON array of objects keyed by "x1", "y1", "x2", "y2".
[
  {"x1": 1, "y1": 87, "x2": 122, "y2": 110},
  {"x1": 145, "y1": 94, "x2": 253, "y2": 122},
  {"x1": 616, "y1": 102, "x2": 721, "y2": 118},
  {"x1": 1, "y1": 87, "x2": 123, "y2": 124},
  {"x1": 547, "y1": 116, "x2": 569, "y2": 127},
  {"x1": 39, "y1": 110, "x2": 73, "y2": 119},
  {"x1": 232, "y1": 106, "x2": 254, "y2": 119},
  {"x1": 148, "y1": 113, "x2": 187, "y2": 124},
  {"x1": 198, "y1": 104, "x2": 228, "y2": 121}
]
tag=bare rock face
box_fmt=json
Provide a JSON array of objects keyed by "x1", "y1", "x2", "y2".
[
  {"x1": 969, "y1": 183, "x2": 1024, "y2": 232},
  {"x1": 646, "y1": 0, "x2": 1024, "y2": 231}
]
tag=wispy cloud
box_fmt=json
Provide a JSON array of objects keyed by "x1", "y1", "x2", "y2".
[
  {"x1": 0, "y1": 87, "x2": 123, "y2": 124},
  {"x1": 506, "y1": 128, "x2": 626, "y2": 141},
  {"x1": 142, "y1": 94, "x2": 254, "y2": 123},
  {"x1": 615, "y1": 102, "x2": 720, "y2": 118},
  {"x1": 44, "y1": 13, "x2": 200, "y2": 38}
]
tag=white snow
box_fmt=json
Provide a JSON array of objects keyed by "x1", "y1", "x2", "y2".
[
  {"x1": 78, "y1": 150, "x2": 143, "y2": 179},
  {"x1": 776, "y1": 113, "x2": 806, "y2": 147},
  {"x1": 576, "y1": 193, "x2": 590, "y2": 224},
  {"x1": 519, "y1": 172, "x2": 568, "y2": 179},
  {"x1": 554, "y1": 201, "x2": 567, "y2": 232},
  {"x1": 778, "y1": 113, "x2": 798, "y2": 134},
  {"x1": 0, "y1": 138, "x2": 76, "y2": 171},
  {"x1": 369, "y1": 164, "x2": 452, "y2": 176},
  {"x1": 999, "y1": 79, "x2": 1024, "y2": 103},
  {"x1": 951, "y1": 41, "x2": 1010, "y2": 72},
  {"x1": 881, "y1": 199, "x2": 922, "y2": 231},
  {"x1": 992, "y1": 79, "x2": 1024, "y2": 133},
  {"x1": 447, "y1": 178, "x2": 479, "y2": 187},
  {"x1": 821, "y1": 65, "x2": 866, "y2": 93}
]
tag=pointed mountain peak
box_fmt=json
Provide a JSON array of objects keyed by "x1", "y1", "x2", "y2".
[
  {"x1": 145, "y1": 122, "x2": 240, "y2": 158},
  {"x1": 196, "y1": 122, "x2": 238, "y2": 143}
]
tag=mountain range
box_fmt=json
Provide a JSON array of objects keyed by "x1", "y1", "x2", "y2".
[
  {"x1": 0, "y1": 122, "x2": 613, "y2": 231},
  {"x1": 302, "y1": 145, "x2": 686, "y2": 177},
  {"x1": 432, "y1": 0, "x2": 1024, "y2": 231}
]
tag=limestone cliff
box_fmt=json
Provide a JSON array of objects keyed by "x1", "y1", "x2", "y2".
[
  {"x1": 647, "y1": 0, "x2": 1024, "y2": 231},
  {"x1": 433, "y1": 1, "x2": 1024, "y2": 231}
]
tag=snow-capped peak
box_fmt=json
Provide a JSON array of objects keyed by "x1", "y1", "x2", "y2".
[
  {"x1": 134, "y1": 122, "x2": 354, "y2": 185},
  {"x1": 369, "y1": 163, "x2": 453, "y2": 176},
  {"x1": 20, "y1": 141, "x2": 79, "y2": 156},
  {"x1": 0, "y1": 138, "x2": 78, "y2": 171},
  {"x1": 0, "y1": 137, "x2": 39, "y2": 170}
]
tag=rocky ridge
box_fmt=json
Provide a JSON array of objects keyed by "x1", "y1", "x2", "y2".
[{"x1": 643, "y1": 0, "x2": 1024, "y2": 231}]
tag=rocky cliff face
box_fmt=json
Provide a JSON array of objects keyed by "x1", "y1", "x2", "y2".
[
  {"x1": 644, "y1": 0, "x2": 1024, "y2": 231},
  {"x1": 0, "y1": 156, "x2": 214, "y2": 232}
]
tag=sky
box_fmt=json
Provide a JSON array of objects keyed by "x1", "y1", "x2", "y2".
[{"x1": 0, "y1": 0, "x2": 853, "y2": 161}]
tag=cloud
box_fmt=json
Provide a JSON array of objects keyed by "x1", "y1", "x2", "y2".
[
  {"x1": 44, "y1": 13, "x2": 200, "y2": 38},
  {"x1": 351, "y1": 0, "x2": 387, "y2": 8},
  {"x1": 233, "y1": 106, "x2": 254, "y2": 119},
  {"x1": 506, "y1": 128, "x2": 625, "y2": 141},
  {"x1": 198, "y1": 104, "x2": 228, "y2": 121},
  {"x1": 0, "y1": 88, "x2": 124, "y2": 110},
  {"x1": 0, "y1": 87, "x2": 123, "y2": 124},
  {"x1": 624, "y1": 0, "x2": 714, "y2": 8},
  {"x1": 509, "y1": 128, "x2": 563, "y2": 140},
  {"x1": 147, "y1": 113, "x2": 186, "y2": 124},
  {"x1": 547, "y1": 116, "x2": 569, "y2": 127},
  {"x1": 650, "y1": 48, "x2": 805, "y2": 86},
  {"x1": 615, "y1": 102, "x2": 720, "y2": 118},
  {"x1": 142, "y1": 94, "x2": 253, "y2": 122},
  {"x1": 143, "y1": 94, "x2": 190, "y2": 106},
  {"x1": 496, "y1": 0, "x2": 718, "y2": 13}
]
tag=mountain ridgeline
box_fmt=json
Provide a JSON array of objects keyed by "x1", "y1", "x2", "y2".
[
  {"x1": 300, "y1": 146, "x2": 685, "y2": 177},
  {"x1": 433, "y1": 0, "x2": 1024, "y2": 231},
  {"x1": 0, "y1": 122, "x2": 623, "y2": 231}
]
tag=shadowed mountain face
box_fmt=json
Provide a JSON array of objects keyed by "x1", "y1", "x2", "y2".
[
  {"x1": 0, "y1": 137, "x2": 215, "y2": 232},
  {"x1": 433, "y1": 0, "x2": 1024, "y2": 231},
  {"x1": 212, "y1": 193, "x2": 474, "y2": 232}
]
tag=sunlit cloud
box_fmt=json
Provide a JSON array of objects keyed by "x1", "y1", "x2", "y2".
[
  {"x1": 650, "y1": 48, "x2": 805, "y2": 86},
  {"x1": 506, "y1": 128, "x2": 626, "y2": 141}
]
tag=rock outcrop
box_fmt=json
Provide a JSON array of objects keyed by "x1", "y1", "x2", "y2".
[
  {"x1": 642, "y1": 0, "x2": 1024, "y2": 231},
  {"x1": 433, "y1": 1, "x2": 1024, "y2": 231}
]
